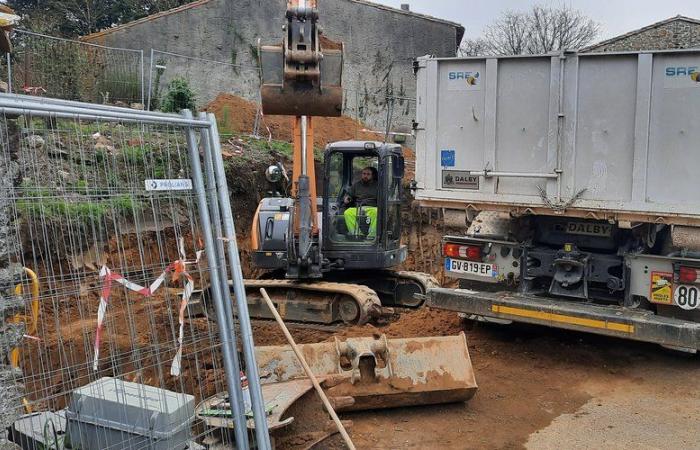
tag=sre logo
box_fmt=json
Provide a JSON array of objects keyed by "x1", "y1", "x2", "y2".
[
  {"x1": 666, "y1": 66, "x2": 699, "y2": 77},
  {"x1": 448, "y1": 71, "x2": 480, "y2": 85}
]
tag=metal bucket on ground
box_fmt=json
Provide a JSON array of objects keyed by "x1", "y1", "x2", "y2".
[{"x1": 255, "y1": 333, "x2": 478, "y2": 411}]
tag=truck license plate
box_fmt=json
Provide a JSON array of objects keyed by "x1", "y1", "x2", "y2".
[
  {"x1": 445, "y1": 258, "x2": 497, "y2": 278},
  {"x1": 674, "y1": 285, "x2": 700, "y2": 310}
]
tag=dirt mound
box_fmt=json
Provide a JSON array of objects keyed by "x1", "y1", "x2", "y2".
[{"x1": 205, "y1": 93, "x2": 378, "y2": 147}]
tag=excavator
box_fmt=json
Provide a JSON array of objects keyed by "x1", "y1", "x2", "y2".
[
  {"x1": 192, "y1": 3, "x2": 476, "y2": 426},
  {"x1": 202, "y1": 0, "x2": 437, "y2": 325}
]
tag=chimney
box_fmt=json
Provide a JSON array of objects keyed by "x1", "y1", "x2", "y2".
[{"x1": 400, "y1": 4, "x2": 410, "y2": 11}]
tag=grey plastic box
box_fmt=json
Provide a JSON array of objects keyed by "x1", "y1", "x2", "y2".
[{"x1": 66, "y1": 377, "x2": 194, "y2": 450}]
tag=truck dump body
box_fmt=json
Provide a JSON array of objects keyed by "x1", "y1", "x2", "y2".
[
  {"x1": 415, "y1": 50, "x2": 700, "y2": 352},
  {"x1": 414, "y1": 50, "x2": 700, "y2": 225}
]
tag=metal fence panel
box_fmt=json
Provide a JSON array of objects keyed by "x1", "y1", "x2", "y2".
[
  {"x1": 9, "y1": 30, "x2": 144, "y2": 105},
  {"x1": 0, "y1": 95, "x2": 268, "y2": 449}
]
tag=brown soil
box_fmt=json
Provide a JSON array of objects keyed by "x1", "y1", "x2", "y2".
[
  {"x1": 265, "y1": 314, "x2": 699, "y2": 450},
  {"x1": 205, "y1": 93, "x2": 378, "y2": 147}
]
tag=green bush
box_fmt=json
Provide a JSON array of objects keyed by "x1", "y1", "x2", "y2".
[
  {"x1": 111, "y1": 195, "x2": 139, "y2": 215},
  {"x1": 122, "y1": 145, "x2": 146, "y2": 165},
  {"x1": 161, "y1": 78, "x2": 197, "y2": 113}
]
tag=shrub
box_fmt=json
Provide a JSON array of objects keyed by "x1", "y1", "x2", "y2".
[{"x1": 161, "y1": 77, "x2": 197, "y2": 113}]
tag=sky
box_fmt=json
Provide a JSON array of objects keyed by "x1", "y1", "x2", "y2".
[{"x1": 369, "y1": 0, "x2": 700, "y2": 42}]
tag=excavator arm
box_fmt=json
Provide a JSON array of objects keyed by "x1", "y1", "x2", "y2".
[{"x1": 258, "y1": 0, "x2": 344, "y2": 278}]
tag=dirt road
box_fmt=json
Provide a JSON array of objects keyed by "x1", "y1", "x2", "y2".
[{"x1": 256, "y1": 308, "x2": 699, "y2": 449}]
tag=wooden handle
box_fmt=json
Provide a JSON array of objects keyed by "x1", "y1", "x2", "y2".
[{"x1": 259, "y1": 288, "x2": 356, "y2": 450}]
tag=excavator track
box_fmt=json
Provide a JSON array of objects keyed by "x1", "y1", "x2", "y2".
[
  {"x1": 193, "y1": 272, "x2": 436, "y2": 325},
  {"x1": 243, "y1": 279, "x2": 386, "y2": 325},
  {"x1": 322, "y1": 270, "x2": 439, "y2": 308}
]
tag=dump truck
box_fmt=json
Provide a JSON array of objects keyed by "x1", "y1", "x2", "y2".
[{"x1": 413, "y1": 49, "x2": 700, "y2": 352}]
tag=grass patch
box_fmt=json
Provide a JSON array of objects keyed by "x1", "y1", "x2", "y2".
[
  {"x1": 17, "y1": 199, "x2": 108, "y2": 222},
  {"x1": 17, "y1": 195, "x2": 142, "y2": 223},
  {"x1": 122, "y1": 145, "x2": 147, "y2": 165}
]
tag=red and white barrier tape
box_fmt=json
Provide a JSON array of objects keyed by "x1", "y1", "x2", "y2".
[{"x1": 93, "y1": 239, "x2": 203, "y2": 376}]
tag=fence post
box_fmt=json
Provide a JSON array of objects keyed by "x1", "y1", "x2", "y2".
[
  {"x1": 182, "y1": 109, "x2": 252, "y2": 450},
  {"x1": 198, "y1": 112, "x2": 249, "y2": 448},
  {"x1": 207, "y1": 112, "x2": 272, "y2": 449},
  {"x1": 139, "y1": 49, "x2": 145, "y2": 105},
  {"x1": 147, "y1": 48, "x2": 154, "y2": 110},
  {"x1": 6, "y1": 53, "x2": 11, "y2": 94}
]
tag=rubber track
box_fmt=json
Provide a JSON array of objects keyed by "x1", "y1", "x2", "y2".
[
  {"x1": 382, "y1": 270, "x2": 440, "y2": 307},
  {"x1": 244, "y1": 279, "x2": 384, "y2": 324},
  {"x1": 392, "y1": 270, "x2": 440, "y2": 291}
]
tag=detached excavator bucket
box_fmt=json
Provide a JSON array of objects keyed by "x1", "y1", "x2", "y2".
[
  {"x1": 255, "y1": 333, "x2": 477, "y2": 411},
  {"x1": 259, "y1": 38, "x2": 344, "y2": 117}
]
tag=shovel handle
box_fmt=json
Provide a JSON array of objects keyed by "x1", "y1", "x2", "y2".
[{"x1": 259, "y1": 288, "x2": 356, "y2": 450}]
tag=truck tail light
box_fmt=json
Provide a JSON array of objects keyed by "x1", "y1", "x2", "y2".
[
  {"x1": 443, "y1": 243, "x2": 460, "y2": 258},
  {"x1": 443, "y1": 243, "x2": 482, "y2": 261},
  {"x1": 678, "y1": 266, "x2": 698, "y2": 284},
  {"x1": 465, "y1": 246, "x2": 482, "y2": 261}
]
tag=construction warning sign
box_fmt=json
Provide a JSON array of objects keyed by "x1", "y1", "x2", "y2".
[{"x1": 650, "y1": 272, "x2": 673, "y2": 305}]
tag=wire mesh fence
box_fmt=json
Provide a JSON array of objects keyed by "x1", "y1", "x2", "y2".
[
  {"x1": 7, "y1": 30, "x2": 144, "y2": 105},
  {"x1": 0, "y1": 95, "x2": 268, "y2": 449}
]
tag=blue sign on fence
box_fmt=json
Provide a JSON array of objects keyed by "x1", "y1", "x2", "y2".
[{"x1": 441, "y1": 150, "x2": 455, "y2": 167}]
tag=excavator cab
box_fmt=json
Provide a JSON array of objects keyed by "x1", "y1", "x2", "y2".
[{"x1": 322, "y1": 141, "x2": 407, "y2": 270}]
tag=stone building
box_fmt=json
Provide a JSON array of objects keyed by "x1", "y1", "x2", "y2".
[
  {"x1": 584, "y1": 15, "x2": 700, "y2": 52},
  {"x1": 83, "y1": 0, "x2": 464, "y2": 130}
]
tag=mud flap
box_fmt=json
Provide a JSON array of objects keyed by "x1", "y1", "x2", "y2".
[{"x1": 255, "y1": 333, "x2": 477, "y2": 411}]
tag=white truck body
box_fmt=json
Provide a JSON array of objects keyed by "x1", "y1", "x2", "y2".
[
  {"x1": 414, "y1": 50, "x2": 700, "y2": 226},
  {"x1": 414, "y1": 50, "x2": 700, "y2": 352}
]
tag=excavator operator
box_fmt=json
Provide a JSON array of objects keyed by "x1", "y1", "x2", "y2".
[{"x1": 343, "y1": 166, "x2": 378, "y2": 238}]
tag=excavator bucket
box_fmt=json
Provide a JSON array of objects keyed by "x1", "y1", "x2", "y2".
[
  {"x1": 259, "y1": 40, "x2": 343, "y2": 117},
  {"x1": 255, "y1": 333, "x2": 477, "y2": 411},
  {"x1": 258, "y1": 1, "x2": 344, "y2": 117}
]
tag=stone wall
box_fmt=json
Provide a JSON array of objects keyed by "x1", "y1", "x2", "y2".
[
  {"x1": 84, "y1": 0, "x2": 463, "y2": 131},
  {"x1": 586, "y1": 18, "x2": 700, "y2": 52},
  {"x1": 0, "y1": 119, "x2": 24, "y2": 449}
]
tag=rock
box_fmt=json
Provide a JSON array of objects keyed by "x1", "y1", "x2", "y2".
[
  {"x1": 94, "y1": 142, "x2": 115, "y2": 153},
  {"x1": 48, "y1": 147, "x2": 69, "y2": 159},
  {"x1": 24, "y1": 135, "x2": 44, "y2": 150},
  {"x1": 130, "y1": 103, "x2": 145, "y2": 110},
  {"x1": 95, "y1": 135, "x2": 112, "y2": 146},
  {"x1": 0, "y1": 265, "x2": 23, "y2": 291},
  {"x1": 57, "y1": 169, "x2": 71, "y2": 182},
  {"x1": 0, "y1": 81, "x2": 8, "y2": 94},
  {"x1": 94, "y1": 135, "x2": 116, "y2": 153}
]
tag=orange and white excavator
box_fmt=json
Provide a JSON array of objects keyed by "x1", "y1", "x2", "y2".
[
  {"x1": 198, "y1": 1, "x2": 476, "y2": 421},
  {"x1": 211, "y1": 0, "x2": 438, "y2": 325}
]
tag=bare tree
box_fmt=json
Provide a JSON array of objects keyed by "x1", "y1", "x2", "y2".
[
  {"x1": 461, "y1": 4, "x2": 600, "y2": 56},
  {"x1": 526, "y1": 5, "x2": 600, "y2": 53},
  {"x1": 458, "y1": 38, "x2": 488, "y2": 57},
  {"x1": 483, "y1": 11, "x2": 531, "y2": 55}
]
